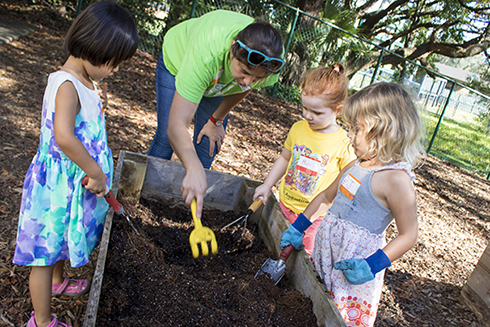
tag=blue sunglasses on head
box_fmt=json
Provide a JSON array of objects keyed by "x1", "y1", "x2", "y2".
[{"x1": 236, "y1": 40, "x2": 285, "y2": 73}]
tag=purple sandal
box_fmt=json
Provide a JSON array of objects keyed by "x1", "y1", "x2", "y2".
[
  {"x1": 26, "y1": 311, "x2": 71, "y2": 327},
  {"x1": 52, "y1": 275, "x2": 91, "y2": 297}
]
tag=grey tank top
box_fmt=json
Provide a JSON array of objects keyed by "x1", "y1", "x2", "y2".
[{"x1": 328, "y1": 160, "x2": 414, "y2": 235}]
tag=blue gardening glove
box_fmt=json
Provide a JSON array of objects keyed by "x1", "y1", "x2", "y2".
[
  {"x1": 280, "y1": 213, "x2": 312, "y2": 250},
  {"x1": 334, "y1": 249, "x2": 391, "y2": 285}
]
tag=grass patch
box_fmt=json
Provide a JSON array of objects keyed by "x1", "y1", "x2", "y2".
[{"x1": 424, "y1": 110, "x2": 490, "y2": 177}]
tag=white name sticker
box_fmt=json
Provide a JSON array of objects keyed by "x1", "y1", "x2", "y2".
[
  {"x1": 339, "y1": 173, "x2": 361, "y2": 200},
  {"x1": 297, "y1": 155, "x2": 321, "y2": 176}
]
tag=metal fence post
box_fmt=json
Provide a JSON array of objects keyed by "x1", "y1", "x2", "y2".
[
  {"x1": 427, "y1": 82, "x2": 456, "y2": 154},
  {"x1": 76, "y1": 0, "x2": 83, "y2": 16},
  {"x1": 190, "y1": 0, "x2": 198, "y2": 18},
  {"x1": 370, "y1": 48, "x2": 384, "y2": 85},
  {"x1": 423, "y1": 79, "x2": 435, "y2": 106},
  {"x1": 271, "y1": 7, "x2": 299, "y2": 97},
  {"x1": 360, "y1": 73, "x2": 366, "y2": 88}
]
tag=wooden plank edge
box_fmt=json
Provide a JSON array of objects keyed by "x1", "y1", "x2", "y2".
[
  {"x1": 460, "y1": 283, "x2": 490, "y2": 327},
  {"x1": 118, "y1": 151, "x2": 149, "y2": 204},
  {"x1": 257, "y1": 196, "x2": 347, "y2": 327},
  {"x1": 82, "y1": 150, "x2": 126, "y2": 327}
]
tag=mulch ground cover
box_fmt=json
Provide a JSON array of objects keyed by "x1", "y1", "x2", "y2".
[
  {"x1": 96, "y1": 197, "x2": 317, "y2": 326},
  {"x1": 1, "y1": 1, "x2": 490, "y2": 326}
]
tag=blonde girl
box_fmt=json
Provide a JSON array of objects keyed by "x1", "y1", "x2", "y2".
[{"x1": 280, "y1": 82, "x2": 424, "y2": 326}]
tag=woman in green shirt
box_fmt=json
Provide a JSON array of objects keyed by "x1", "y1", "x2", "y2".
[{"x1": 148, "y1": 10, "x2": 284, "y2": 216}]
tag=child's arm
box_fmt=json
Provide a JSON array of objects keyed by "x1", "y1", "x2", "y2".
[
  {"x1": 376, "y1": 169, "x2": 418, "y2": 261},
  {"x1": 54, "y1": 81, "x2": 107, "y2": 197},
  {"x1": 280, "y1": 160, "x2": 356, "y2": 250},
  {"x1": 253, "y1": 147, "x2": 291, "y2": 205},
  {"x1": 303, "y1": 160, "x2": 355, "y2": 218}
]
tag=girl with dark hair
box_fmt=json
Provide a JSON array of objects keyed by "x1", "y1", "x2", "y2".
[
  {"x1": 12, "y1": 2, "x2": 138, "y2": 326},
  {"x1": 147, "y1": 10, "x2": 284, "y2": 217}
]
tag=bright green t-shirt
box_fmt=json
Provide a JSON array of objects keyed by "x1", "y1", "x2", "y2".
[{"x1": 162, "y1": 10, "x2": 279, "y2": 104}]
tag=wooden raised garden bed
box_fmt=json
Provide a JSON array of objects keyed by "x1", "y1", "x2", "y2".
[{"x1": 82, "y1": 151, "x2": 346, "y2": 327}]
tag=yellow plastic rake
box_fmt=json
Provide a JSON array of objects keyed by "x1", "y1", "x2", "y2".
[{"x1": 189, "y1": 199, "x2": 218, "y2": 258}]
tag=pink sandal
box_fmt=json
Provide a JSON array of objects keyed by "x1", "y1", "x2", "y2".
[
  {"x1": 52, "y1": 275, "x2": 91, "y2": 297},
  {"x1": 26, "y1": 311, "x2": 71, "y2": 327}
]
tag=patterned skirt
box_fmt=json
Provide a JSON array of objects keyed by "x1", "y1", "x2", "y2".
[
  {"x1": 311, "y1": 212, "x2": 386, "y2": 327},
  {"x1": 13, "y1": 150, "x2": 112, "y2": 268}
]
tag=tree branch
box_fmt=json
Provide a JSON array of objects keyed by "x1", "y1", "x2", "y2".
[
  {"x1": 344, "y1": 31, "x2": 490, "y2": 79},
  {"x1": 357, "y1": 0, "x2": 381, "y2": 13},
  {"x1": 359, "y1": 0, "x2": 410, "y2": 34},
  {"x1": 455, "y1": 0, "x2": 490, "y2": 12}
]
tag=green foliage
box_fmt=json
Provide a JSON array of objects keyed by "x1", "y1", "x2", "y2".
[
  {"x1": 467, "y1": 57, "x2": 490, "y2": 122},
  {"x1": 116, "y1": 0, "x2": 167, "y2": 30},
  {"x1": 266, "y1": 83, "x2": 302, "y2": 106},
  {"x1": 393, "y1": 62, "x2": 418, "y2": 82},
  {"x1": 74, "y1": 0, "x2": 168, "y2": 35},
  {"x1": 344, "y1": 0, "x2": 490, "y2": 77},
  {"x1": 193, "y1": 0, "x2": 268, "y2": 19},
  {"x1": 115, "y1": 0, "x2": 490, "y2": 177},
  {"x1": 162, "y1": 0, "x2": 192, "y2": 35},
  {"x1": 469, "y1": 61, "x2": 490, "y2": 96},
  {"x1": 475, "y1": 111, "x2": 490, "y2": 131},
  {"x1": 42, "y1": 0, "x2": 66, "y2": 7}
]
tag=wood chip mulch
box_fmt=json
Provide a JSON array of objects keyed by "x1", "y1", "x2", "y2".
[{"x1": 1, "y1": 1, "x2": 489, "y2": 326}]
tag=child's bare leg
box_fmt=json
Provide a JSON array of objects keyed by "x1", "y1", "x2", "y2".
[
  {"x1": 52, "y1": 260, "x2": 65, "y2": 284},
  {"x1": 29, "y1": 265, "x2": 55, "y2": 327}
]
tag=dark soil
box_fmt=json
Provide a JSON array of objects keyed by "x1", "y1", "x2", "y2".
[
  {"x1": 1, "y1": 1, "x2": 490, "y2": 327},
  {"x1": 97, "y1": 197, "x2": 317, "y2": 326}
]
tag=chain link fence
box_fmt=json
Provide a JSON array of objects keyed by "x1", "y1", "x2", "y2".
[{"x1": 77, "y1": 0, "x2": 490, "y2": 178}]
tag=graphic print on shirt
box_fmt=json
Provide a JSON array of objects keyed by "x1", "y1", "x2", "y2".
[
  {"x1": 284, "y1": 144, "x2": 330, "y2": 196},
  {"x1": 204, "y1": 68, "x2": 251, "y2": 96}
]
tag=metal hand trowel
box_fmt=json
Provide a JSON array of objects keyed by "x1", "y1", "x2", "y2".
[{"x1": 254, "y1": 245, "x2": 294, "y2": 285}]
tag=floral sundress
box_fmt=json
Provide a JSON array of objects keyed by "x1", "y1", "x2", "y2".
[{"x1": 13, "y1": 71, "x2": 113, "y2": 268}]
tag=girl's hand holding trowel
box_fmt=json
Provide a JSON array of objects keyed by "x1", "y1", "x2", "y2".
[
  {"x1": 253, "y1": 183, "x2": 271, "y2": 205},
  {"x1": 253, "y1": 149, "x2": 291, "y2": 206},
  {"x1": 280, "y1": 213, "x2": 312, "y2": 250},
  {"x1": 82, "y1": 173, "x2": 107, "y2": 198},
  {"x1": 256, "y1": 212, "x2": 312, "y2": 285}
]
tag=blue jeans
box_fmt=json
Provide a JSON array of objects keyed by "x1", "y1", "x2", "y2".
[{"x1": 148, "y1": 52, "x2": 228, "y2": 169}]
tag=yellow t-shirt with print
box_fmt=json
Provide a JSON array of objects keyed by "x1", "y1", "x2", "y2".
[{"x1": 279, "y1": 120, "x2": 356, "y2": 214}]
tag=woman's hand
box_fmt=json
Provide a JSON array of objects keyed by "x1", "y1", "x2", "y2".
[
  {"x1": 181, "y1": 164, "x2": 207, "y2": 218},
  {"x1": 197, "y1": 121, "x2": 226, "y2": 157},
  {"x1": 196, "y1": 91, "x2": 251, "y2": 157}
]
